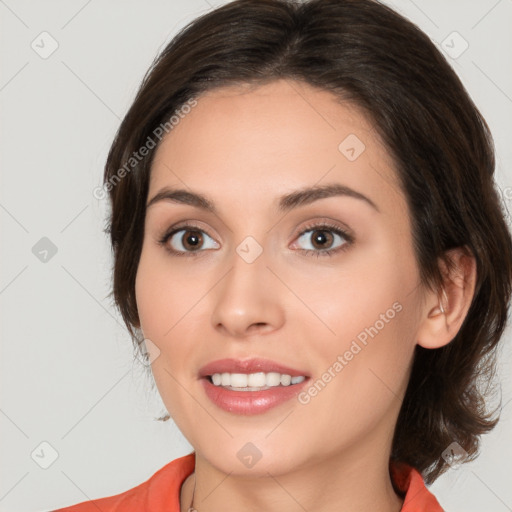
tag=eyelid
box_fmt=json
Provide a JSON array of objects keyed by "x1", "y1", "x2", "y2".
[
  {"x1": 160, "y1": 220, "x2": 218, "y2": 241},
  {"x1": 293, "y1": 218, "x2": 355, "y2": 243}
]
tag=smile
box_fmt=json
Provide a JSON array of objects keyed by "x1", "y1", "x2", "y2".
[
  {"x1": 199, "y1": 358, "x2": 310, "y2": 415},
  {"x1": 209, "y1": 371, "x2": 306, "y2": 389}
]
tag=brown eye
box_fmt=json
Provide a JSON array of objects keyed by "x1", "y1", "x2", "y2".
[
  {"x1": 162, "y1": 225, "x2": 220, "y2": 255},
  {"x1": 295, "y1": 226, "x2": 349, "y2": 254},
  {"x1": 310, "y1": 230, "x2": 335, "y2": 250},
  {"x1": 180, "y1": 230, "x2": 203, "y2": 251}
]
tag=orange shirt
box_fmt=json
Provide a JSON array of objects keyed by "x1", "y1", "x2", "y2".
[{"x1": 52, "y1": 452, "x2": 443, "y2": 511}]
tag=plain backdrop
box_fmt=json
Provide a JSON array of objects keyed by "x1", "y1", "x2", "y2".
[{"x1": 1, "y1": 1, "x2": 511, "y2": 511}]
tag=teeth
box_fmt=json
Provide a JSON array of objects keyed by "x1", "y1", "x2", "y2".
[
  {"x1": 280, "y1": 374, "x2": 292, "y2": 386},
  {"x1": 266, "y1": 372, "x2": 281, "y2": 386},
  {"x1": 209, "y1": 372, "x2": 306, "y2": 388},
  {"x1": 248, "y1": 372, "x2": 266, "y2": 387},
  {"x1": 230, "y1": 373, "x2": 248, "y2": 387}
]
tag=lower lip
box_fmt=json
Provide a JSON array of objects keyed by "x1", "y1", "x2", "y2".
[{"x1": 201, "y1": 377, "x2": 309, "y2": 415}]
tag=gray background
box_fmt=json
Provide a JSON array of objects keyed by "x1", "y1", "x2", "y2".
[{"x1": 1, "y1": 1, "x2": 511, "y2": 511}]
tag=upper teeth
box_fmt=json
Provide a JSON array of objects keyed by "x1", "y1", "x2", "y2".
[{"x1": 210, "y1": 372, "x2": 305, "y2": 388}]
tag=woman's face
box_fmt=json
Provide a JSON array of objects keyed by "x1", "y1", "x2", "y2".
[{"x1": 135, "y1": 78, "x2": 427, "y2": 476}]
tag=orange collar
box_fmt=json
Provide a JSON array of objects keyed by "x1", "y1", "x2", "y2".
[{"x1": 53, "y1": 451, "x2": 444, "y2": 511}]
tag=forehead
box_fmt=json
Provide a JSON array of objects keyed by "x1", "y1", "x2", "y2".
[{"x1": 149, "y1": 79, "x2": 404, "y2": 215}]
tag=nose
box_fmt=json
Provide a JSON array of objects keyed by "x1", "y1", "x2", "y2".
[{"x1": 210, "y1": 247, "x2": 286, "y2": 339}]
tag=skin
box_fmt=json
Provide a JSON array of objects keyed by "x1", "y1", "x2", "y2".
[{"x1": 134, "y1": 78, "x2": 476, "y2": 512}]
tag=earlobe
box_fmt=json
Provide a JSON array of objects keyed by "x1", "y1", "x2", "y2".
[{"x1": 416, "y1": 246, "x2": 477, "y2": 350}]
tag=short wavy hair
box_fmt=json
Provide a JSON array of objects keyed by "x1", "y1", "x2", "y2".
[{"x1": 102, "y1": 0, "x2": 512, "y2": 483}]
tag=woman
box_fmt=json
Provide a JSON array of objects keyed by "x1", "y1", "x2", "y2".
[{"x1": 54, "y1": 0, "x2": 512, "y2": 510}]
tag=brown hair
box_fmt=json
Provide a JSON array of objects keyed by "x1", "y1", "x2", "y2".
[{"x1": 102, "y1": 0, "x2": 512, "y2": 483}]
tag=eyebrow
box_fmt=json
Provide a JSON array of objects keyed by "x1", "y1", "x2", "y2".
[{"x1": 146, "y1": 183, "x2": 379, "y2": 213}]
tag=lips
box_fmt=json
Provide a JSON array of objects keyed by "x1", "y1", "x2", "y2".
[
  {"x1": 198, "y1": 358, "x2": 309, "y2": 378},
  {"x1": 198, "y1": 358, "x2": 310, "y2": 415}
]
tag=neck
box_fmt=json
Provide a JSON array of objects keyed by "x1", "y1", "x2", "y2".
[{"x1": 180, "y1": 441, "x2": 403, "y2": 512}]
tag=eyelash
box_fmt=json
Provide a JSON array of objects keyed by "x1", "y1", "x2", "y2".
[{"x1": 157, "y1": 221, "x2": 354, "y2": 258}]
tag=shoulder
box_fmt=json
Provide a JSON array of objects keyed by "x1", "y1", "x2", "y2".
[{"x1": 51, "y1": 452, "x2": 195, "y2": 512}]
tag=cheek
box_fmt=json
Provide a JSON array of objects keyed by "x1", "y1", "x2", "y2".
[
  {"x1": 135, "y1": 247, "x2": 194, "y2": 339},
  {"x1": 295, "y1": 247, "x2": 416, "y2": 350},
  {"x1": 295, "y1": 241, "x2": 420, "y2": 403},
  {"x1": 134, "y1": 247, "x2": 210, "y2": 393},
  {"x1": 293, "y1": 282, "x2": 417, "y2": 446},
  {"x1": 135, "y1": 254, "x2": 191, "y2": 422}
]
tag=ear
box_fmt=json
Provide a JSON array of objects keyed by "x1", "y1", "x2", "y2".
[{"x1": 416, "y1": 246, "x2": 477, "y2": 349}]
